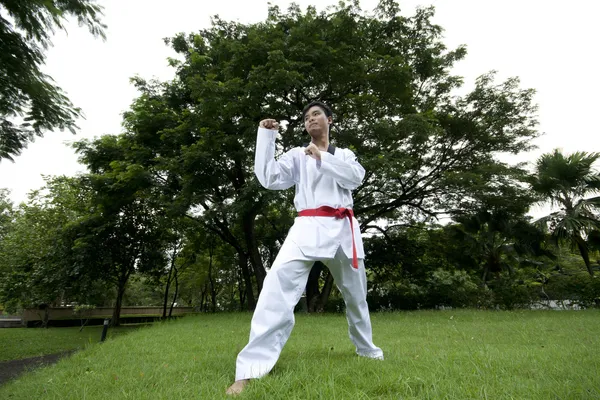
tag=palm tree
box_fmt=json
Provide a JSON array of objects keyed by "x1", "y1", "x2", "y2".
[{"x1": 531, "y1": 150, "x2": 600, "y2": 276}]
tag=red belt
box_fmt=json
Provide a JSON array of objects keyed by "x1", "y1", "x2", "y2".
[{"x1": 298, "y1": 206, "x2": 359, "y2": 269}]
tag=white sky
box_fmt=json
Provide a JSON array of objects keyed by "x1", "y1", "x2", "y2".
[{"x1": 1, "y1": 0, "x2": 599, "y2": 218}]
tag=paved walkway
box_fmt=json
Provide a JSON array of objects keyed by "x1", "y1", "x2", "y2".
[{"x1": 0, "y1": 350, "x2": 76, "y2": 385}]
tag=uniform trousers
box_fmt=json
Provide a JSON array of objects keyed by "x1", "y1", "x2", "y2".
[{"x1": 235, "y1": 239, "x2": 383, "y2": 381}]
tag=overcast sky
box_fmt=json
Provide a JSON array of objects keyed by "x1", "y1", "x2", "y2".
[{"x1": 1, "y1": 0, "x2": 598, "y2": 218}]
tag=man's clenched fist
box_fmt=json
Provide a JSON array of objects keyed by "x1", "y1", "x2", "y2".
[
  {"x1": 304, "y1": 143, "x2": 321, "y2": 160},
  {"x1": 259, "y1": 119, "x2": 279, "y2": 130}
]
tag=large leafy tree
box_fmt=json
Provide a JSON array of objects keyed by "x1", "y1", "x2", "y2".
[
  {"x1": 532, "y1": 150, "x2": 600, "y2": 276},
  {"x1": 100, "y1": 0, "x2": 539, "y2": 310},
  {"x1": 0, "y1": 0, "x2": 105, "y2": 161}
]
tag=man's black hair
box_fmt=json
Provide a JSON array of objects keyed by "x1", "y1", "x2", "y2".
[{"x1": 302, "y1": 101, "x2": 333, "y2": 119}]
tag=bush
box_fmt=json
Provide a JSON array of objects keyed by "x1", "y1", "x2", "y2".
[
  {"x1": 322, "y1": 296, "x2": 345, "y2": 313},
  {"x1": 488, "y1": 278, "x2": 537, "y2": 310},
  {"x1": 425, "y1": 269, "x2": 480, "y2": 308},
  {"x1": 545, "y1": 273, "x2": 600, "y2": 308},
  {"x1": 367, "y1": 281, "x2": 428, "y2": 311}
]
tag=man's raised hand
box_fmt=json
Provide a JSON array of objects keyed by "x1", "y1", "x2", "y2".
[
  {"x1": 304, "y1": 143, "x2": 322, "y2": 160},
  {"x1": 259, "y1": 119, "x2": 279, "y2": 130}
]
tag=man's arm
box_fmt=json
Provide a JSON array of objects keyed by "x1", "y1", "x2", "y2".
[
  {"x1": 316, "y1": 149, "x2": 365, "y2": 190},
  {"x1": 254, "y1": 121, "x2": 296, "y2": 190}
]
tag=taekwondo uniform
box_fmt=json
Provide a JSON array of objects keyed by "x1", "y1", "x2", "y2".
[{"x1": 234, "y1": 127, "x2": 384, "y2": 381}]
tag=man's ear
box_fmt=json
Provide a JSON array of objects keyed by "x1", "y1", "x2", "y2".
[{"x1": 327, "y1": 116, "x2": 333, "y2": 124}]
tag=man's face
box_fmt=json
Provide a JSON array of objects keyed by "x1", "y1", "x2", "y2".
[{"x1": 304, "y1": 106, "x2": 332, "y2": 136}]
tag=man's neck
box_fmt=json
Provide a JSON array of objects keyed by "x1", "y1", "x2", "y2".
[{"x1": 310, "y1": 134, "x2": 329, "y2": 151}]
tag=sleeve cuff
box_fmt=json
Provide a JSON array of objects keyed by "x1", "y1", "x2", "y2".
[
  {"x1": 316, "y1": 151, "x2": 333, "y2": 170},
  {"x1": 258, "y1": 127, "x2": 278, "y2": 138}
]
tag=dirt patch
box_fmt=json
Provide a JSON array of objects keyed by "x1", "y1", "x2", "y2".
[{"x1": 0, "y1": 350, "x2": 76, "y2": 386}]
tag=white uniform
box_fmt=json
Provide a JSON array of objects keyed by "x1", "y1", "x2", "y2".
[{"x1": 234, "y1": 127, "x2": 383, "y2": 381}]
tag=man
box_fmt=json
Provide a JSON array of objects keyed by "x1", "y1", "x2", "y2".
[{"x1": 226, "y1": 101, "x2": 383, "y2": 395}]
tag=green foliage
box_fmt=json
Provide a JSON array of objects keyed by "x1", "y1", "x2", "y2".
[
  {"x1": 532, "y1": 150, "x2": 600, "y2": 205},
  {"x1": 2, "y1": 2, "x2": 589, "y2": 313},
  {"x1": 73, "y1": 304, "x2": 95, "y2": 314},
  {"x1": 545, "y1": 272, "x2": 600, "y2": 308},
  {"x1": 114, "y1": 1, "x2": 540, "y2": 310},
  {"x1": 0, "y1": 188, "x2": 15, "y2": 240},
  {"x1": 368, "y1": 280, "x2": 427, "y2": 311},
  {"x1": 0, "y1": 0, "x2": 106, "y2": 161},
  {"x1": 0, "y1": 177, "x2": 97, "y2": 313},
  {"x1": 486, "y1": 276, "x2": 536, "y2": 310},
  {"x1": 70, "y1": 136, "x2": 174, "y2": 325},
  {"x1": 175, "y1": 228, "x2": 241, "y2": 312},
  {"x1": 425, "y1": 269, "x2": 480, "y2": 308},
  {"x1": 532, "y1": 149, "x2": 600, "y2": 276},
  {"x1": 451, "y1": 206, "x2": 554, "y2": 285},
  {"x1": 121, "y1": 275, "x2": 164, "y2": 307},
  {"x1": 73, "y1": 304, "x2": 95, "y2": 331}
]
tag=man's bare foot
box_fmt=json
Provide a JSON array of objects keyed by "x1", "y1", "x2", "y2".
[{"x1": 226, "y1": 379, "x2": 250, "y2": 395}]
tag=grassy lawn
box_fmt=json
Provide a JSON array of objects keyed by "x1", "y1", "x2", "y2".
[
  {"x1": 0, "y1": 310, "x2": 599, "y2": 399},
  {"x1": 0, "y1": 325, "x2": 142, "y2": 362}
]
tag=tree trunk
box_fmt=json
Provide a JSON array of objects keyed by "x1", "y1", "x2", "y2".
[
  {"x1": 164, "y1": 243, "x2": 180, "y2": 318},
  {"x1": 238, "y1": 268, "x2": 246, "y2": 311},
  {"x1": 112, "y1": 279, "x2": 127, "y2": 327},
  {"x1": 234, "y1": 156, "x2": 266, "y2": 294},
  {"x1": 41, "y1": 305, "x2": 49, "y2": 329},
  {"x1": 306, "y1": 262, "x2": 325, "y2": 312},
  {"x1": 575, "y1": 234, "x2": 594, "y2": 276},
  {"x1": 210, "y1": 280, "x2": 217, "y2": 312},
  {"x1": 316, "y1": 271, "x2": 335, "y2": 312},
  {"x1": 200, "y1": 284, "x2": 207, "y2": 312},
  {"x1": 169, "y1": 266, "x2": 179, "y2": 317},
  {"x1": 481, "y1": 265, "x2": 490, "y2": 288},
  {"x1": 238, "y1": 252, "x2": 256, "y2": 310},
  {"x1": 208, "y1": 239, "x2": 217, "y2": 312},
  {"x1": 162, "y1": 264, "x2": 174, "y2": 318},
  {"x1": 230, "y1": 274, "x2": 235, "y2": 311},
  {"x1": 243, "y1": 212, "x2": 266, "y2": 293}
]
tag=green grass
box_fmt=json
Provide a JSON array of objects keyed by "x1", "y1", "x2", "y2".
[
  {"x1": 1, "y1": 310, "x2": 599, "y2": 399},
  {"x1": 27, "y1": 314, "x2": 191, "y2": 320},
  {"x1": 0, "y1": 325, "x2": 142, "y2": 361}
]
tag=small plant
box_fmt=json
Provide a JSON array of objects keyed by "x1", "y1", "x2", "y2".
[{"x1": 73, "y1": 305, "x2": 96, "y2": 332}]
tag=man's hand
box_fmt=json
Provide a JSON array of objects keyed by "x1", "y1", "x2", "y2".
[
  {"x1": 304, "y1": 143, "x2": 322, "y2": 160},
  {"x1": 259, "y1": 119, "x2": 279, "y2": 130}
]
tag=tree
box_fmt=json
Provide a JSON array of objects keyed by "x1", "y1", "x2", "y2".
[
  {"x1": 152, "y1": 225, "x2": 196, "y2": 319},
  {"x1": 169, "y1": 220, "x2": 242, "y2": 313},
  {"x1": 72, "y1": 135, "x2": 171, "y2": 326},
  {"x1": 0, "y1": 0, "x2": 106, "y2": 161},
  {"x1": 0, "y1": 188, "x2": 14, "y2": 241},
  {"x1": 0, "y1": 177, "x2": 98, "y2": 323},
  {"x1": 532, "y1": 149, "x2": 600, "y2": 276},
  {"x1": 160, "y1": 239, "x2": 183, "y2": 318},
  {"x1": 451, "y1": 208, "x2": 553, "y2": 287},
  {"x1": 100, "y1": 0, "x2": 540, "y2": 310},
  {"x1": 0, "y1": 189, "x2": 15, "y2": 310}
]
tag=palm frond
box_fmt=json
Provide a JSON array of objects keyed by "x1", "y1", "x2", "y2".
[
  {"x1": 533, "y1": 212, "x2": 564, "y2": 233},
  {"x1": 532, "y1": 149, "x2": 600, "y2": 203}
]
